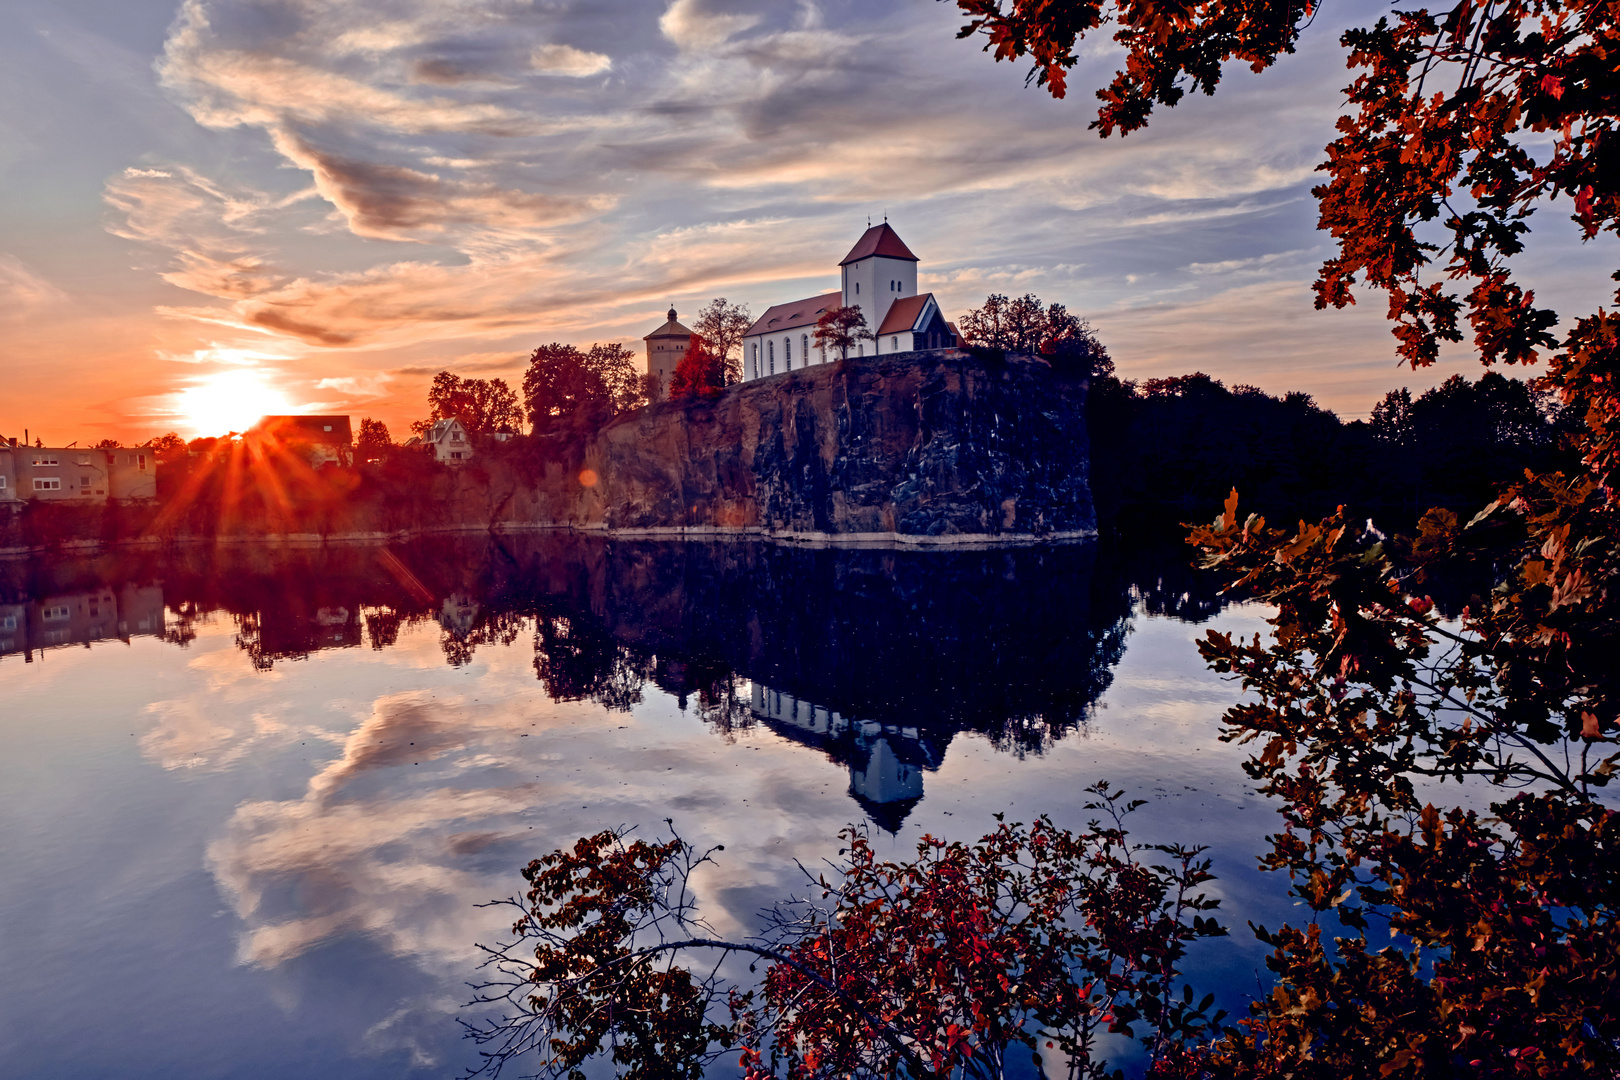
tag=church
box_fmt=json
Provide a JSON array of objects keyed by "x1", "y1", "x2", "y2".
[
  {"x1": 643, "y1": 223, "x2": 957, "y2": 394},
  {"x1": 738, "y1": 223, "x2": 957, "y2": 382}
]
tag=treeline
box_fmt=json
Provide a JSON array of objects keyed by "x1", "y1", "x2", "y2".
[{"x1": 1088, "y1": 369, "x2": 1580, "y2": 531}]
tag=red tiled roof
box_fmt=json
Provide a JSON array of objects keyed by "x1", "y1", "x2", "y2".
[
  {"x1": 253, "y1": 415, "x2": 352, "y2": 443},
  {"x1": 839, "y1": 223, "x2": 918, "y2": 266},
  {"x1": 744, "y1": 290, "x2": 843, "y2": 337},
  {"x1": 876, "y1": 293, "x2": 938, "y2": 336}
]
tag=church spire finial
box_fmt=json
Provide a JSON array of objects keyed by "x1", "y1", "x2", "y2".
[{"x1": 668, "y1": 305, "x2": 677, "y2": 321}]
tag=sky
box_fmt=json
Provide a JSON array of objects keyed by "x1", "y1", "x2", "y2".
[{"x1": 1, "y1": 0, "x2": 1610, "y2": 444}]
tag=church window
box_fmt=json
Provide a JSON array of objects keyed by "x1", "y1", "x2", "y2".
[
  {"x1": 855, "y1": 282, "x2": 859, "y2": 294},
  {"x1": 768, "y1": 340, "x2": 775, "y2": 374},
  {"x1": 784, "y1": 336, "x2": 791, "y2": 363},
  {"x1": 801, "y1": 334, "x2": 808, "y2": 362},
  {"x1": 892, "y1": 336, "x2": 899, "y2": 350}
]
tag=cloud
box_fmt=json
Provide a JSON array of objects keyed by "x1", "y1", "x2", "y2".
[
  {"x1": 70, "y1": 0, "x2": 1447, "y2": 439},
  {"x1": 268, "y1": 131, "x2": 608, "y2": 241},
  {"x1": 659, "y1": 0, "x2": 762, "y2": 50},
  {"x1": 104, "y1": 165, "x2": 292, "y2": 299},
  {"x1": 531, "y1": 43, "x2": 611, "y2": 77},
  {"x1": 0, "y1": 255, "x2": 69, "y2": 315},
  {"x1": 313, "y1": 373, "x2": 393, "y2": 397}
]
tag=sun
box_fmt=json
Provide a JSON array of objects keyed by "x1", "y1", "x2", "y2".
[{"x1": 175, "y1": 369, "x2": 293, "y2": 437}]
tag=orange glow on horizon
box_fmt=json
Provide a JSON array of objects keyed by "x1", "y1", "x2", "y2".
[{"x1": 173, "y1": 369, "x2": 293, "y2": 438}]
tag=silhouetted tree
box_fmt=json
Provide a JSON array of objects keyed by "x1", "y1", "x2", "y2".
[
  {"x1": 692, "y1": 298, "x2": 752, "y2": 384},
  {"x1": 812, "y1": 305, "x2": 872, "y2": 360},
  {"x1": 960, "y1": 293, "x2": 1110, "y2": 374},
  {"x1": 355, "y1": 417, "x2": 392, "y2": 463},
  {"x1": 667, "y1": 337, "x2": 726, "y2": 401},
  {"x1": 523, "y1": 342, "x2": 643, "y2": 434},
  {"x1": 416, "y1": 372, "x2": 523, "y2": 436}
]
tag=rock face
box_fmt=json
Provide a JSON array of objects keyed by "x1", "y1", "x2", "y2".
[
  {"x1": 576, "y1": 350, "x2": 1094, "y2": 541},
  {"x1": 0, "y1": 351, "x2": 1094, "y2": 551}
]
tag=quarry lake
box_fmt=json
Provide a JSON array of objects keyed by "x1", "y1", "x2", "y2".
[{"x1": 1, "y1": 535, "x2": 1291, "y2": 1079}]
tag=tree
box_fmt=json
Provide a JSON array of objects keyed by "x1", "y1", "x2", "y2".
[
  {"x1": 957, "y1": 0, "x2": 1620, "y2": 1074},
  {"x1": 93, "y1": 438, "x2": 120, "y2": 450},
  {"x1": 355, "y1": 417, "x2": 391, "y2": 463},
  {"x1": 960, "y1": 292, "x2": 1112, "y2": 375},
  {"x1": 666, "y1": 336, "x2": 726, "y2": 401},
  {"x1": 417, "y1": 372, "x2": 524, "y2": 436},
  {"x1": 522, "y1": 342, "x2": 643, "y2": 435},
  {"x1": 147, "y1": 432, "x2": 185, "y2": 458},
  {"x1": 692, "y1": 298, "x2": 752, "y2": 385},
  {"x1": 465, "y1": 787, "x2": 1228, "y2": 1079},
  {"x1": 812, "y1": 305, "x2": 873, "y2": 361}
]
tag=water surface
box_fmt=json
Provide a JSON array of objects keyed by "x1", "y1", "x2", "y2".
[{"x1": 1, "y1": 536, "x2": 1284, "y2": 1078}]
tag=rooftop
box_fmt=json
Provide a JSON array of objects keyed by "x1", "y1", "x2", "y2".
[
  {"x1": 744, "y1": 290, "x2": 844, "y2": 337},
  {"x1": 839, "y1": 222, "x2": 918, "y2": 266}
]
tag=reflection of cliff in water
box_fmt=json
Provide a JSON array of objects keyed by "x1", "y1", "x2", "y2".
[{"x1": 0, "y1": 533, "x2": 1211, "y2": 822}]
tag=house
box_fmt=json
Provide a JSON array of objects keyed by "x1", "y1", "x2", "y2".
[
  {"x1": 423, "y1": 417, "x2": 474, "y2": 463},
  {"x1": 0, "y1": 439, "x2": 111, "y2": 503},
  {"x1": 108, "y1": 448, "x2": 157, "y2": 500},
  {"x1": 739, "y1": 222, "x2": 958, "y2": 382},
  {"x1": 247, "y1": 415, "x2": 353, "y2": 467},
  {"x1": 643, "y1": 306, "x2": 693, "y2": 403}
]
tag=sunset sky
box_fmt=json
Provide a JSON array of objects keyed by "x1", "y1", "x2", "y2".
[{"x1": 3, "y1": 0, "x2": 1606, "y2": 444}]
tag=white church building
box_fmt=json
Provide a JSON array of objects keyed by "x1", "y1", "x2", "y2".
[{"x1": 738, "y1": 223, "x2": 958, "y2": 382}]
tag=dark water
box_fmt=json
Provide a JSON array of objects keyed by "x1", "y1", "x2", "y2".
[{"x1": 0, "y1": 535, "x2": 1285, "y2": 1078}]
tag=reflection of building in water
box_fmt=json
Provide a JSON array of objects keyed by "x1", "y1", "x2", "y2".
[
  {"x1": 0, "y1": 585, "x2": 166, "y2": 660},
  {"x1": 751, "y1": 682, "x2": 942, "y2": 832},
  {"x1": 438, "y1": 594, "x2": 479, "y2": 638},
  {"x1": 235, "y1": 601, "x2": 361, "y2": 669}
]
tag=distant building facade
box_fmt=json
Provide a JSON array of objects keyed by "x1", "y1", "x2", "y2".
[
  {"x1": 248, "y1": 416, "x2": 353, "y2": 467},
  {"x1": 740, "y1": 223, "x2": 958, "y2": 383},
  {"x1": 422, "y1": 417, "x2": 474, "y2": 463},
  {"x1": 643, "y1": 307, "x2": 693, "y2": 403}
]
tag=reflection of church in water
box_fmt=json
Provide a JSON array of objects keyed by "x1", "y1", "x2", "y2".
[{"x1": 750, "y1": 682, "x2": 945, "y2": 832}]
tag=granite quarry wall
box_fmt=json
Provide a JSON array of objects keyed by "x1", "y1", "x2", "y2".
[{"x1": 575, "y1": 349, "x2": 1095, "y2": 542}]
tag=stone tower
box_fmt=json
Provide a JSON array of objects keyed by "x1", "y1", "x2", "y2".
[{"x1": 642, "y1": 306, "x2": 693, "y2": 403}]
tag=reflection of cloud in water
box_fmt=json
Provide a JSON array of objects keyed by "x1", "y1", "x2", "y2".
[{"x1": 208, "y1": 691, "x2": 569, "y2": 966}]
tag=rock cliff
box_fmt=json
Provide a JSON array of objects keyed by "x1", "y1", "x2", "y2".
[
  {"x1": 0, "y1": 351, "x2": 1094, "y2": 552},
  {"x1": 574, "y1": 349, "x2": 1094, "y2": 542}
]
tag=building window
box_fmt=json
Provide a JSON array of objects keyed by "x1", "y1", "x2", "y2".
[
  {"x1": 80, "y1": 476, "x2": 91, "y2": 489},
  {"x1": 768, "y1": 340, "x2": 774, "y2": 374},
  {"x1": 801, "y1": 334, "x2": 809, "y2": 362},
  {"x1": 855, "y1": 282, "x2": 859, "y2": 294},
  {"x1": 137, "y1": 454, "x2": 147, "y2": 470},
  {"x1": 42, "y1": 604, "x2": 70, "y2": 621},
  {"x1": 1, "y1": 615, "x2": 14, "y2": 631},
  {"x1": 32, "y1": 456, "x2": 58, "y2": 467},
  {"x1": 323, "y1": 424, "x2": 332, "y2": 433},
  {"x1": 77, "y1": 454, "x2": 91, "y2": 465},
  {"x1": 33, "y1": 478, "x2": 61, "y2": 491},
  {"x1": 892, "y1": 336, "x2": 899, "y2": 350},
  {"x1": 784, "y1": 336, "x2": 791, "y2": 370},
  {"x1": 0, "y1": 476, "x2": 6, "y2": 490}
]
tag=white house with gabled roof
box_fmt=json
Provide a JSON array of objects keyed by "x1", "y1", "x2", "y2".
[
  {"x1": 423, "y1": 417, "x2": 473, "y2": 463},
  {"x1": 739, "y1": 223, "x2": 958, "y2": 382}
]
